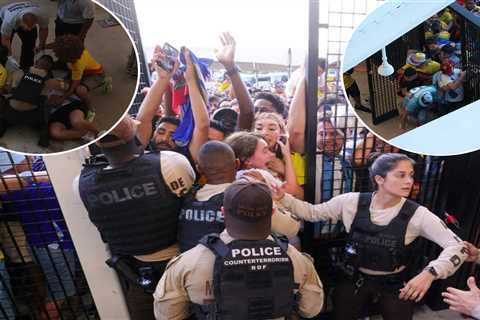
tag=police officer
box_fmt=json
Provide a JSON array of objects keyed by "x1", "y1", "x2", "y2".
[
  {"x1": 0, "y1": 54, "x2": 54, "y2": 146},
  {"x1": 154, "y1": 180, "x2": 324, "y2": 320},
  {"x1": 76, "y1": 115, "x2": 195, "y2": 320},
  {"x1": 272, "y1": 153, "x2": 468, "y2": 320},
  {"x1": 0, "y1": 1, "x2": 49, "y2": 70},
  {"x1": 178, "y1": 140, "x2": 301, "y2": 252},
  {"x1": 178, "y1": 140, "x2": 235, "y2": 252}
]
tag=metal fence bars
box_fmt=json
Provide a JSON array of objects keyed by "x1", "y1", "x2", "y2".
[
  {"x1": 0, "y1": 154, "x2": 98, "y2": 320},
  {"x1": 365, "y1": 23, "x2": 424, "y2": 125}
]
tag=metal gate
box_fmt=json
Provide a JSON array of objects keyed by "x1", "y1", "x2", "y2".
[
  {"x1": 366, "y1": 23, "x2": 424, "y2": 125},
  {"x1": 306, "y1": 1, "x2": 479, "y2": 317},
  {"x1": 451, "y1": 2, "x2": 480, "y2": 104},
  {"x1": 96, "y1": 0, "x2": 151, "y2": 115},
  {"x1": 0, "y1": 153, "x2": 98, "y2": 320}
]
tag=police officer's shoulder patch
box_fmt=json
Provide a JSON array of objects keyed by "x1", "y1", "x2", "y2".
[{"x1": 301, "y1": 252, "x2": 315, "y2": 263}]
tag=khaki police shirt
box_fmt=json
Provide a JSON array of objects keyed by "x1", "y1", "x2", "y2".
[
  {"x1": 153, "y1": 230, "x2": 324, "y2": 320},
  {"x1": 279, "y1": 192, "x2": 468, "y2": 278}
]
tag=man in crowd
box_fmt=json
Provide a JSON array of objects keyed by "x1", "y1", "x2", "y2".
[{"x1": 136, "y1": 46, "x2": 209, "y2": 165}]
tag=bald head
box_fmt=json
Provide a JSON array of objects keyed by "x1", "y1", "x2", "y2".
[
  {"x1": 22, "y1": 13, "x2": 38, "y2": 30},
  {"x1": 198, "y1": 141, "x2": 236, "y2": 183}
]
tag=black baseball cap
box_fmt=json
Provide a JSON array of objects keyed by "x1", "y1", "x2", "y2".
[{"x1": 223, "y1": 180, "x2": 273, "y2": 239}]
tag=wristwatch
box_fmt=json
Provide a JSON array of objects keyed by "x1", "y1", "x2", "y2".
[{"x1": 425, "y1": 266, "x2": 438, "y2": 279}]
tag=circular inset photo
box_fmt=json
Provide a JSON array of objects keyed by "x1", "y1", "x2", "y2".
[
  {"x1": 0, "y1": 0, "x2": 138, "y2": 154},
  {"x1": 342, "y1": 1, "x2": 480, "y2": 155}
]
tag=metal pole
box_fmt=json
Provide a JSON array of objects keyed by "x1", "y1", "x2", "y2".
[
  {"x1": 303, "y1": 0, "x2": 320, "y2": 252},
  {"x1": 305, "y1": 0, "x2": 319, "y2": 204}
]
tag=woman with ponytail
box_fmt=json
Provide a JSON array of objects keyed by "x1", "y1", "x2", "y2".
[{"x1": 272, "y1": 152, "x2": 468, "y2": 320}]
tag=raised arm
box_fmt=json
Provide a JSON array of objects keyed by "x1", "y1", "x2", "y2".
[
  {"x1": 136, "y1": 46, "x2": 177, "y2": 147},
  {"x1": 183, "y1": 49, "x2": 209, "y2": 163},
  {"x1": 215, "y1": 32, "x2": 254, "y2": 130},
  {"x1": 273, "y1": 185, "x2": 346, "y2": 223},
  {"x1": 287, "y1": 69, "x2": 306, "y2": 154},
  {"x1": 278, "y1": 138, "x2": 304, "y2": 199},
  {"x1": 418, "y1": 209, "x2": 468, "y2": 279}
]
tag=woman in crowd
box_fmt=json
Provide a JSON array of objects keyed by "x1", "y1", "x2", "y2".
[{"x1": 253, "y1": 112, "x2": 304, "y2": 199}]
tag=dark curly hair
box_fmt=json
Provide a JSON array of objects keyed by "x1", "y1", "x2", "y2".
[
  {"x1": 53, "y1": 35, "x2": 84, "y2": 62},
  {"x1": 254, "y1": 92, "x2": 286, "y2": 116}
]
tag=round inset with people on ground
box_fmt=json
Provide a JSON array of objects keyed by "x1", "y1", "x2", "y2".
[
  {"x1": 0, "y1": 0, "x2": 138, "y2": 154},
  {"x1": 342, "y1": 0, "x2": 480, "y2": 155}
]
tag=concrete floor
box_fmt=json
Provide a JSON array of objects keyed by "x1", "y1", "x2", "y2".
[{"x1": 0, "y1": 0, "x2": 137, "y2": 154}]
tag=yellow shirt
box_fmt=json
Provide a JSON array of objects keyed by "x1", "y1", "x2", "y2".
[
  {"x1": 342, "y1": 73, "x2": 355, "y2": 89},
  {"x1": 402, "y1": 60, "x2": 440, "y2": 75},
  {"x1": 291, "y1": 152, "x2": 306, "y2": 185},
  {"x1": 440, "y1": 10, "x2": 453, "y2": 26},
  {"x1": 0, "y1": 64, "x2": 7, "y2": 90},
  {"x1": 0, "y1": 249, "x2": 4, "y2": 261},
  {"x1": 69, "y1": 49, "x2": 102, "y2": 81}
]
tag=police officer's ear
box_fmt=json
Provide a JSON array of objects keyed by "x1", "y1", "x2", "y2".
[{"x1": 374, "y1": 175, "x2": 385, "y2": 187}]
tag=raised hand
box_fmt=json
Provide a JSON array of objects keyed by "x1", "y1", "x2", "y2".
[
  {"x1": 442, "y1": 277, "x2": 480, "y2": 317},
  {"x1": 270, "y1": 181, "x2": 287, "y2": 201},
  {"x1": 215, "y1": 32, "x2": 236, "y2": 69},
  {"x1": 151, "y1": 45, "x2": 178, "y2": 79},
  {"x1": 182, "y1": 48, "x2": 197, "y2": 84}
]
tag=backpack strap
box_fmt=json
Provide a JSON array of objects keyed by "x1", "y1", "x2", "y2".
[
  {"x1": 271, "y1": 234, "x2": 289, "y2": 252},
  {"x1": 199, "y1": 233, "x2": 229, "y2": 258}
]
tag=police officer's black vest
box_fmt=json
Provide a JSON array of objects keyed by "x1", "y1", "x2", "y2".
[
  {"x1": 346, "y1": 193, "x2": 419, "y2": 272},
  {"x1": 78, "y1": 153, "x2": 181, "y2": 256},
  {"x1": 178, "y1": 190, "x2": 225, "y2": 252},
  {"x1": 11, "y1": 71, "x2": 46, "y2": 106},
  {"x1": 194, "y1": 233, "x2": 298, "y2": 320}
]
